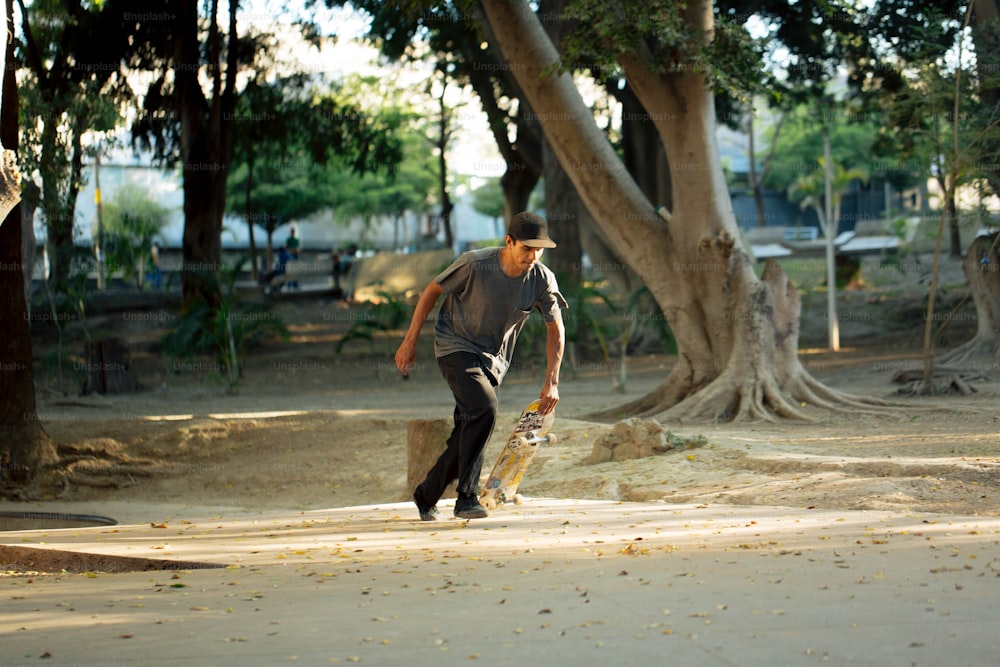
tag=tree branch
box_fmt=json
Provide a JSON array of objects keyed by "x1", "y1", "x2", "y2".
[{"x1": 15, "y1": 0, "x2": 46, "y2": 86}]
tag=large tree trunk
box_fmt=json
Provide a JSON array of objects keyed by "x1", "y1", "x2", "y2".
[
  {"x1": 36, "y1": 115, "x2": 84, "y2": 292},
  {"x1": 434, "y1": 81, "x2": 455, "y2": 249},
  {"x1": 21, "y1": 182, "x2": 36, "y2": 315},
  {"x1": 541, "y1": 138, "x2": 584, "y2": 282},
  {"x1": 1, "y1": 0, "x2": 58, "y2": 496},
  {"x1": 937, "y1": 233, "x2": 1000, "y2": 371},
  {"x1": 606, "y1": 81, "x2": 668, "y2": 293},
  {"x1": 38, "y1": 119, "x2": 73, "y2": 289},
  {"x1": 480, "y1": 0, "x2": 881, "y2": 421},
  {"x1": 174, "y1": 0, "x2": 236, "y2": 307},
  {"x1": 618, "y1": 83, "x2": 672, "y2": 209},
  {"x1": 500, "y1": 150, "x2": 538, "y2": 224},
  {"x1": 245, "y1": 156, "x2": 259, "y2": 281},
  {"x1": 179, "y1": 144, "x2": 228, "y2": 305},
  {"x1": 946, "y1": 192, "x2": 962, "y2": 259}
]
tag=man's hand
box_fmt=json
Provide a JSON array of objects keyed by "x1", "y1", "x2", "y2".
[
  {"x1": 538, "y1": 310, "x2": 564, "y2": 415},
  {"x1": 538, "y1": 382, "x2": 559, "y2": 415},
  {"x1": 395, "y1": 340, "x2": 417, "y2": 377},
  {"x1": 394, "y1": 281, "x2": 443, "y2": 379}
]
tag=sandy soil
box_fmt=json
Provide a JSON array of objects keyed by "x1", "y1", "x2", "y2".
[{"x1": 22, "y1": 271, "x2": 1000, "y2": 526}]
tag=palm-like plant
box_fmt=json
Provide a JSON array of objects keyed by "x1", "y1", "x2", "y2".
[
  {"x1": 788, "y1": 158, "x2": 868, "y2": 350},
  {"x1": 788, "y1": 158, "x2": 868, "y2": 240}
]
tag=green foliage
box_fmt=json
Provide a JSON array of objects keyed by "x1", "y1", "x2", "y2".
[
  {"x1": 562, "y1": 281, "x2": 617, "y2": 364},
  {"x1": 787, "y1": 157, "x2": 869, "y2": 234},
  {"x1": 559, "y1": 0, "x2": 762, "y2": 94},
  {"x1": 226, "y1": 76, "x2": 433, "y2": 247},
  {"x1": 161, "y1": 259, "x2": 289, "y2": 390},
  {"x1": 16, "y1": 0, "x2": 130, "y2": 289},
  {"x1": 334, "y1": 290, "x2": 409, "y2": 355},
  {"x1": 762, "y1": 102, "x2": 879, "y2": 193},
  {"x1": 100, "y1": 185, "x2": 170, "y2": 289},
  {"x1": 471, "y1": 178, "x2": 504, "y2": 221}
]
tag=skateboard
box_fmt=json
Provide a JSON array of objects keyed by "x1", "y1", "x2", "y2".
[{"x1": 479, "y1": 399, "x2": 556, "y2": 510}]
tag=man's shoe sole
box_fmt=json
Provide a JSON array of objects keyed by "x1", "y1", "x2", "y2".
[{"x1": 454, "y1": 507, "x2": 488, "y2": 519}]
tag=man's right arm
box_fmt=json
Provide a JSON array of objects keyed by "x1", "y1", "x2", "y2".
[{"x1": 394, "y1": 281, "x2": 444, "y2": 376}]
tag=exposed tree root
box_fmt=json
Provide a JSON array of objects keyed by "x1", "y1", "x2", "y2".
[
  {"x1": 584, "y1": 251, "x2": 899, "y2": 424},
  {"x1": 889, "y1": 336, "x2": 999, "y2": 396},
  {"x1": 787, "y1": 370, "x2": 896, "y2": 410},
  {"x1": 936, "y1": 335, "x2": 1000, "y2": 375},
  {"x1": 585, "y1": 364, "x2": 695, "y2": 421},
  {"x1": 52, "y1": 440, "x2": 162, "y2": 495},
  {"x1": 585, "y1": 362, "x2": 898, "y2": 424},
  {"x1": 893, "y1": 373, "x2": 980, "y2": 396}
]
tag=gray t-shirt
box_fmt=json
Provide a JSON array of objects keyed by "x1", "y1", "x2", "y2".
[{"x1": 433, "y1": 247, "x2": 568, "y2": 383}]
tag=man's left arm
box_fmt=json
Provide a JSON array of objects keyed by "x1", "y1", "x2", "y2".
[{"x1": 539, "y1": 308, "x2": 564, "y2": 415}]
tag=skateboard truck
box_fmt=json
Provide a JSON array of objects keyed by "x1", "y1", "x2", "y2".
[{"x1": 516, "y1": 430, "x2": 557, "y2": 448}]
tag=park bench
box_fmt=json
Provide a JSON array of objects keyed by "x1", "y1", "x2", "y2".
[{"x1": 260, "y1": 252, "x2": 338, "y2": 294}]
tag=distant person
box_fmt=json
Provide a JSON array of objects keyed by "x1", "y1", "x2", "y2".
[
  {"x1": 147, "y1": 241, "x2": 162, "y2": 289},
  {"x1": 285, "y1": 227, "x2": 300, "y2": 259},
  {"x1": 395, "y1": 212, "x2": 567, "y2": 520},
  {"x1": 284, "y1": 227, "x2": 300, "y2": 289},
  {"x1": 329, "y1": 248, "x2": 343, "y2": 295}
]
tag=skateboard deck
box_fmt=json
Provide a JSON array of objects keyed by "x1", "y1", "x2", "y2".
[{"x1": 480, "y1": 399, "x2": 556, "y2": 510}]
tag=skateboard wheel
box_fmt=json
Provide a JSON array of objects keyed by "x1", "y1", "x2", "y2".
[
  {"x1": 513, "y1": 494, "x2": 524, "y2": 505},
  {"x1": 482, "y1": 496, "x2": 496, "y2": 510},
  {"x1": 515, "y1": 436, "x2": 530, "y2": 448},
  {"x1": 546, "y1": 433, "x2": 557, "y2": 446}
]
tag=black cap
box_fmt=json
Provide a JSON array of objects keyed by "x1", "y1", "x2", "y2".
[{"x1": 508, "y1": 212, "x2": 557, "y2": 249}]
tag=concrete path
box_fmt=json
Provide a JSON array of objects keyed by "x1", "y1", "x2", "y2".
[{"x1": 2, "y1": 499, "x2": 999, "y2": 666}]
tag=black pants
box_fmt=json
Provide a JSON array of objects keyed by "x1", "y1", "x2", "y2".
[{"x1": 416, "y1": 352, "x2": 498, "y2": 505}]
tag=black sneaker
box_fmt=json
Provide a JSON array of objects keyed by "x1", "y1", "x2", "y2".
[
  {"x1": 414, "y1": 491, "x2": 439, "y2": 522},
  {"x1": 454, "y1": 492, "x2": 489, "y2": 519}
]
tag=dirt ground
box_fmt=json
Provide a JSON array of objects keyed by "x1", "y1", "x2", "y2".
[{"x1": 21, "y1": 252, "x2": 999, "y2": 528}]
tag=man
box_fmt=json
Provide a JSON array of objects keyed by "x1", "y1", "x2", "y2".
[{"x1": 395, "y1": 212, "x2": 567, "y2": 520}]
